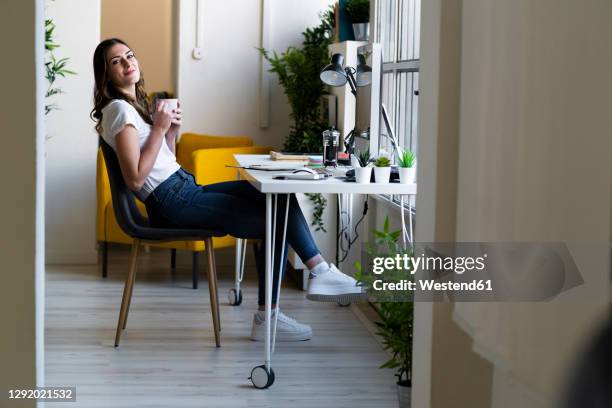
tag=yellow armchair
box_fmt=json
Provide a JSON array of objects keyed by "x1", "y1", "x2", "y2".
[
  {"x1": 96, "y1": 134, "x2": 272, "y2": 290},
  {"x1": 177, "y1": 133, "x2": 253, "y2": 174}
]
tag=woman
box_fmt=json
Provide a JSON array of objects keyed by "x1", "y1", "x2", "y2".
[{"x1": 91, "y1": 38, "x2": 364, "y2": 342}]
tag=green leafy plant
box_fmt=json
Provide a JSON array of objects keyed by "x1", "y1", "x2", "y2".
[
  {"x1": 354, "y1": 216, "x2": 405, "y2": 290},
  {"x1": 376, "y1": 300, "x2": 412, "y2": 387},
  {"x1": 374, "y1": 156, "x2": 391, "y2": 167},
  {"x1": 345, "y1": 0, "x2": 370, "y2": 24},
  {"x1": 356, "y1": 148, "x2": 372, "y2": 167},
  {"x1": 354, "y1": 216, "x2": 413, "y2": 387},
  {"x1": 397, "y1": 150, "x2": 415, "y2": 168},
  {"x1": 304, "y1": 193, "x2": 328, "y2": 233},
  {"x1": 259, "y1": 7, "x2": 335, "y2": 231},
  {"x1": 259, "y1": 7, "x2": 335, "y2": 153},
  {"x1": 45, "y1": 18, "x2": 76, "y2": 115}
]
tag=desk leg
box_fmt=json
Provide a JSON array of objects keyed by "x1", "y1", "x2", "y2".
[
  {"x1": 250, "y1": 193, "x2": 276, "y2": 389},
  {"x1": 229, "y1": 239, "x2": 245, "y2": 306},
  {"x1": 271, "y1": 194, "x2": 290, "y2": 353},
  {"x1": 230, "y1": 169, "x2": 245, "y2": 306}
]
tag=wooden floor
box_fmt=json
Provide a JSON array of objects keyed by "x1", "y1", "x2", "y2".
[{"x1": 45, "y1": 245, "x2": 398, "y2": 408}]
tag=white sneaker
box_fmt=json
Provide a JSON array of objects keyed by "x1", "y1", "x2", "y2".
[
  {"x1": 306, "y1": 263, "x2": 367, "y2": 303},
  {"x1": 250, "y1": 309, "x2": 312, "y2": 342}
]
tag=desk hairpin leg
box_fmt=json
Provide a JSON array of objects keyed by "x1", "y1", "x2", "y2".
[
  {"x1": 229, "y1": 238, "x2": 247, "y2": 306},
  {"x1": 271, "y1": 194, "x2": 290, "y2": 353},
  {"x1": 233, "y1": 170, "x2": 250, "y2": 306},
  {"x1": 250, "y1": 193, "x2": 290, "y2": 389},
  {"x1": 230, "y1": 169, "x2": 247, "y2": 306}
]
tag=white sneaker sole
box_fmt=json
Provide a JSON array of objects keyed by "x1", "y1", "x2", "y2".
[{"x1": 306, "y1": 291, "x2": 367, "y2": 303}]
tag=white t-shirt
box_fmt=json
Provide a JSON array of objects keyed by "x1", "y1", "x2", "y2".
[{"x1": 100, "y1": 99, "x2": 180, "y2": 200}]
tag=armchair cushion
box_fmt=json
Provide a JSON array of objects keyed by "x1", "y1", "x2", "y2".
[
  {"x1": 192, "y1": 145, "x2": 273, "y2": 185},
  {"x1": 177, "y1": 133, "x2": 253, "y2": 173}
]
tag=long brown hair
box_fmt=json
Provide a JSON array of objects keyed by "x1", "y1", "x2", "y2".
[{"x1": 90, "y1": 38, "x2": 152, "y2": 135}]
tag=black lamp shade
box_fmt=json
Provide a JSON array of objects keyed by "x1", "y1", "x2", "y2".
[
  {"x1": 320, "y1": 53, "x2": 347, "y2": 86},
  {"x1": 355, "y1": 53, "x2": 372, "y2": 87}
]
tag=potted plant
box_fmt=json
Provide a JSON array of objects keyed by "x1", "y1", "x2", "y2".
[
  {"x1": 376, "y1": 301, "x2": 412, "y2": 408},
  {"x1": 397, "y1": 150, "x2": 416, "y2": 184},
  {"x1": 373, "y1": 155, "x2": 391, "y2": 184},
  {"x1": 345, "y1": 0, "x2": 370, "y2": 41},
  {"x1": 354, "y1": 149, "x2": 372, "y2": 183},
  {"x1": 354, "y1": 216, "x2": 412, "y2": 407}
]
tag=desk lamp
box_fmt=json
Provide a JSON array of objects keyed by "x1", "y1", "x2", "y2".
[
  {"x1": 320, "y1": 53, "x2": 372, "y2": 156},
  {"x1": 320, "y1": 53, "x2": 372, "y2": 96}
]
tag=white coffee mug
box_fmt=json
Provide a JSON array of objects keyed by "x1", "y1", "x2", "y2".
[{"x1": 159, "y1": 98, "x2": 178, "y2": 112}]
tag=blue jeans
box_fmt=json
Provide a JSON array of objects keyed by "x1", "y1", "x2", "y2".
[{"x1": 144, "y1": 168, "x2": 320, "y2": 305}]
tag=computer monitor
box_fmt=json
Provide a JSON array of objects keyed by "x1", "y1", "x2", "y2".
[{"x1": 353, "y1": 43, "x2": 382, "y2": 156}]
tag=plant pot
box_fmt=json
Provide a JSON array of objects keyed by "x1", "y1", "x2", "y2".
[
  {"x1": 352, "y1": 23, "x2": 370, "y2": 41},
  {"x1": 354, "y1": 166, "x2": 372, "y2": 184},
  {"x1": 397, "y1": 382, "x2": 411, "y2": 408},
  {"x1": 374, "y1": 167, "x2": 391, "y2": 184},
  {"x1": 399, "y1": 167, "x2": 416, "y2": 184}
]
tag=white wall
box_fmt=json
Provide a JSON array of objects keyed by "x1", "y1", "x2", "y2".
[
  {"x1": 178, "y1": 0, "x2": 334, "y2": 148},
  {"x1": 414, "y1": 0, "x2": 612, "y2": 406},
  {"x1": 0, "y1": 0, "x2": 45, "y2": 401},
  {"x1": 45, "y1": 0, "x2": 101, "y2": 264},
  {"x1": 455, "y1": 1, "x2": 611, "y2": 405},
  {"x1": 101, "y1": 0, "x2": 175, "y2": 94}
]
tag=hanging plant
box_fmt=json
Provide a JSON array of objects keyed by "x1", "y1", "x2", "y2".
[
  {"x1": 305, "y1": 193, "x2": 328, "y2": 233},
  {"x1": 45, "y1": 18, "x2": 76, "y2": 115}
]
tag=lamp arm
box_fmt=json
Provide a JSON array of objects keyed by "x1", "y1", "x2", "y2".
[
  {"x1": 344, "y1": 129, "x2": 355, "y2": 154},
  {"x1": 345, "y1": 68, "x2": 357, "y2": 96}
]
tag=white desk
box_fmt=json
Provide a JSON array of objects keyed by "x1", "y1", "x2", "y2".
[{"x1": 234, "y1": 154, "x2": 417, "y2": 389}]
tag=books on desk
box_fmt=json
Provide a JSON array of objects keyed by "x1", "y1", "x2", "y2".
[{"x1": 270, "y1": 151, "x2": 309, "y2": 161}]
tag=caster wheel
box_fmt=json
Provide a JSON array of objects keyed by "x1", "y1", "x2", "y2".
[
  {"x1": 337, "y1": 300, "x2": 351, "y2": 307},
  {"x1": 249, "y1": 365, "x2": 275, "y2": 389},
  {"x1": 228, "y1": 288, "x2": 243, "y2": 306}
]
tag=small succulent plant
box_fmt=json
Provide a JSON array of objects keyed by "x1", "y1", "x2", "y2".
[
  {"x1": 374, "y1": 156, "x2": 391, "y2": 167},
  {"x1": 357, "y1": 149, "x2": 372, "y2": 167},
  {"x1": 397, "y1": 150, "x2": 415, "y2": 168}
]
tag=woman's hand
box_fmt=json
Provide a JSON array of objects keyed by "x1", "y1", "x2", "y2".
[{"x1": 152, "y1": 100, "x2": 173, "y2": 133}]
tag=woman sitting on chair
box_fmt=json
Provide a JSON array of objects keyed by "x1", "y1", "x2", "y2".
[{"x1": 91, "y1": 38, "x2": 364, "y2": 342}]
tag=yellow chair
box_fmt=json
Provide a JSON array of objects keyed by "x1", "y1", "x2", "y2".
[{"x1": 96, "y1": 134, "x2": 272, "y2": 290}]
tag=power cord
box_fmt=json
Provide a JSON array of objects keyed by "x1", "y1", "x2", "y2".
[{"x1": 337, "y1": 195, "x2": 369, "y2": 263}]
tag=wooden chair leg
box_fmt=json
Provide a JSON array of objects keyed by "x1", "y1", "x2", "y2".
[
  {"x1": 170, "y1": 248, "x2": 176, "y2": 270},
  {"x1": 99, "y1": 241, "x2": 108, "y2": 278},
  {"x1": 122, "y1": 254, "x2": 138, "y2": 330},
  {"x1": 114, "y1": 240, "x2": 140, "y2": 347},
  {"x1": 210, "y1": 244, "x2": 221, "y2": 333},
  {"x1": 192, "y1": 251, "x2": 199, "y2": 289},
  {"x1": 205, "y1": 238, "x2": 221, "y2": 347}
]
